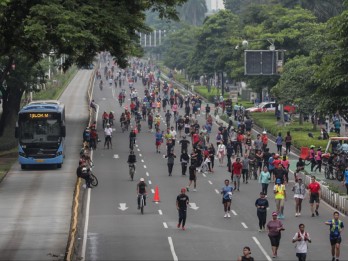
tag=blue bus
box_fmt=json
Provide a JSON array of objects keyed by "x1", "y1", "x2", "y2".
[{"x1": 15, "y1": 100, "x2": 66, "y2": 169}]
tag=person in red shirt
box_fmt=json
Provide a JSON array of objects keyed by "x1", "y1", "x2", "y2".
[
  {"x1": 232, "y1": 158, "x2": 243, "y2": 191},
  {"x1": 262, "y1": 131, "x2": 268, "y2": 151},
  {"x1": 307, "y1": 176, "x2": 321, "y2": 217},
  {"x1": 273, "y1": 154, "x2": 282, "y2": 169},
  {"x1": 192, "y1": 130, "x2": 200, "y2": 149}
]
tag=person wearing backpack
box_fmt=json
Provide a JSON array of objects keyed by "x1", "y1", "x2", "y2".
[
  {"x1": 292, "y1": 223, "x2": 311, "y2": 261},
  {"x1": 325, "y1": 211, "x2": 344, "y2": 261}
]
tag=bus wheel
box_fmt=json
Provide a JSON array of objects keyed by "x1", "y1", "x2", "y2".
[
  {"x1": 21, "y1": 164, "x2": 26, "y2": 170},
  {"x1": 57, "y1": 164, "x2": 62, "y2": 168}
]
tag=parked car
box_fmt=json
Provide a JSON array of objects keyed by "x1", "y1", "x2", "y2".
[{"x1": 246, "y1": 102, "x2": 296, "y2": 113}]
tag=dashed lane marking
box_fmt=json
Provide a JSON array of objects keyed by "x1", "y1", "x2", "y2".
[
  {"x1": 158, "y1": 210, "x2": 163, "y2": 215},
  {"x1": 215, "y1": 189, "x2": 220, "y2": 194},
  {"x1": 241, "y1": 222, "x2": 248, "y2": 229},
  {"x1": 139, "y1": 153, "x2": 142, "y2": 157},
  {"x1": 163, "y1": 222, "x2": 168, "y2": 228},
  {"x1": 253, "y1": 237, "x2": 272, "y2": 261},
  {"x1": 143, "y1": 165, "x2": 147, "y2": 169},
  {"x1": 141, "y1": 159, "x2": 144, "y2": 162},
  {"x1": 148, "y1": 180, "x2": 152, "y2": 185},
  {"x1": 151, "y1": 189, "x2": 155, "y2": 194},
  {"x1": 146, "y1": 172, "x2": 149, "y2": 176},
  {"x1": 231, "y1": 210, "x2": 237, "y2": 216},
  {"x1": 137, "y1": 148, "x2": 140, "y2": 152},
  {"x1": 208, "y1": 180, "x2": 212, "y2": 185},
  {"x1": 113, "y1": 154, "x2": 119, "y2": 159},
  {"x1": 202, "y1": 173, "x2": 206, "y2": 177},
  {"x1": 168, "y1": 237, "x2": 178, "y2": 261}
]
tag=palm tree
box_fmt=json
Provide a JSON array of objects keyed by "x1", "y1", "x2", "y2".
[{"x1": 178, "y1": 0, "x2": 207, "y2": 26}]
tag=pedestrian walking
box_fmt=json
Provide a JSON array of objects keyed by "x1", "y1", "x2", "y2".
[
  {"x1": 292, "y1": 223, "x2": 311, "y2": 261},
  {"x1": 325, "y1": 211, "x2": 344, "y2": 261},
  {"x1": 285, "y1": 131, "x2": 292, "y2": 154},
  {"x1": 276, "y1": 132, "x2": 283, "y2": 155},
  {"x1": 267, "y1": 212, "x2": 285, "y2": 258},
  {"x1": 180, "y1": 151, "x2": 189, "y2": 175},
  {"x1": 179, "y1": 135, "x2": 190, "y2": 153},
  {"x1": 307, "y1": 175, "x2": 321, "y2": 217},
  {"x1": 314, "y1": 147, "x2": 322, "y2": 173},
  {"x1": 259, "y1": 166, "x2": 271, "y2": 196},
  {"x1": 221, "y1": 179, "x2": 234, "y2": 218},
  {"x1": 274, "y1": 178, "x2": 286, "y2": 219},
  {"x1": 187, "y1": 165, "x2": 197, "y2": 192},
  {"x1": 176, "y1": 188, "x2": 189, "y2": 230},
  {"x1": 165, "y1": 151, "x2": 176, "y2": 176},
  {"x1": 237, "y1": 246, "x2": 254, "y2": 261},
  {"x1": 309, "y1": 145, "x2": 316, "y2": 172},
  {"x1": 242, "y1": 154, "x2": 250, "y2": 184},
  {"x1": 255, "y1": 192, "x2": 269, "y2": 232},
  {"x1": 208, "y1": 143, "x2": 215, "y2": 172},
  {"x1": 232, "y1": 158, "x2": 243, "y2": 191},
  {"x1": 217, "y1": 141, "x2": 226, "y2": 166},
  {"x1": 292, "y1": 178, "x2": 306, "y2": 217}
]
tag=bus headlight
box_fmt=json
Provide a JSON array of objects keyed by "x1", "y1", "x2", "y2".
[
  {"x1": 19, "y1": 152, "x2": 27, "y2": 158},
  {"x1": 56, "y1": 151, "x2": 62, "y2": 156}
]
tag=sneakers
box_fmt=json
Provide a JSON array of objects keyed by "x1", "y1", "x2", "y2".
[
  {"x1": 224, "y1": 213, "x2": 228, "y2": 218},
  {"x1": 182, "y1": 226, "x2": 185, "y2": 231},
  {"x1": 295, "y1": 213, "x2": 298, "y2": 217},
  {"x1": 298, "y1": 213, "x2": 301, "y2": 216},
  {"x1": 315, "y1": 210, "x2": 319, "y2": 216},
  {"x1": 258, "y1": 229, "x2": 262, "y2": 232},
  {"x1": 311, "y1": 213, "x2": 315, "y2": 217},
  {"x1": 177, "y1": 223, "x2": 180, "y2": 228},
  {"x1": 186, "y1": 186, "x2": 189, "y2": 192},
  {"x1": 227, "y1": 213, "x2": 231, "y2": 218},
  {"x1": 193, "y1": 188, "x2": 197, "y2": 192}
]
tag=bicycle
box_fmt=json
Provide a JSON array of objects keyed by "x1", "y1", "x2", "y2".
[
  {"x1": 105, "y1": 136, "x2": 112, "y2": 149},
  {"x1": 88, "y1": 167, "x2": 98, "y2": 187},
  {"x1": 129, "y1": 163, "x2": 136, "y2": 181},
  {"x1": 138, "y1": 194, "x2": 145, "y2": 214},
  {"x1": 130, "y1": 137, "x2": 135, "y2": 150}
]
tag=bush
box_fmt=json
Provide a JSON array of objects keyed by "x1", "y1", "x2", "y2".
[{"x1": 195, "y1": 86, "x2": 228, "y2": 102}]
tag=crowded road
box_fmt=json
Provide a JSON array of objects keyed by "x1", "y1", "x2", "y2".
[{"x1": 82, "y1": 59, "x2": 347, "y2": 261}]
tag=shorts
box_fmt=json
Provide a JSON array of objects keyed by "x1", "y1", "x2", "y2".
[
  {"x1": 330, "y1": 237, "x2": 342, "y2": 245},
  {"x1": 275, "y1": 198, "x2": 285, "y2": 207},
  {"x1": 232, "y1": 174, "x2": 241, "y2": 182},
  {"x1": 189, "y1": 174, "x2": 196, "y2": 181},
  {"x1": 294, "y1": 194, "x2": 304, "y2": 199},
  {"x1": 156, "y1": 141, "x2": 161, "y2": 146},
  {"x1": 222, "y1": 198, "x2": 232, "y2": 204},
  {"x1": 309, "y1": 193, "x2": 320, "y2": 203},
  {"x1": 269, "y1": 234, "x2": 281, "y2": 247}
]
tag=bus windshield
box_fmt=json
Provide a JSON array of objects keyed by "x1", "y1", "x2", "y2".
[{"x1": 19, "y1": 118, "x2": 62, "y2": 144}]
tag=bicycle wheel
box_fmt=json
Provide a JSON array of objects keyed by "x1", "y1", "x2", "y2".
[
  {"x1": 140, "y1": 197, "x2": 144, "y2": 214},
  {"x1": 130, "y1": 140, "x2": 134, "y2": 150},
  {"x1": 336, "y1": 169, "x2": 344, "y2": 182},
  {"x1": 90, "y1": 173, "x2": 98, "y2": 187},
  {"x1": 324, "y1": 166, "x2": 330, "y2": 179}
]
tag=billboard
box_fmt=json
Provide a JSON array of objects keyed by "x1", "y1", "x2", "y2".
[{"x1": 244, "y1": 50, "x2": 284, "y2": 75}]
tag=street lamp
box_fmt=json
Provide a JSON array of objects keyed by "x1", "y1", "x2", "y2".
[{"x1": 241, "y1": 38, "x2": 275, "y2": 51}]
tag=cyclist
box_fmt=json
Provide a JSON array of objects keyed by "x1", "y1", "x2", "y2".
[
  {"x1": 104, "y1": 123, "x2": 113, "y2": 149},
  {"x1": 221, "y1": 179, "x2": 233, "y2": 218},
  {"x1": 109, "y1": 111, "x2": 114, "y2": 127},
  {"x1": 136, "y1": 178, "x2": 147, "y2": 209},
  {"x1": 76, "y1": 163, "x2": 92, "y2": 188},
  {"x1": 127, "y1": 150, "x2": 137, "y2": 165},
  {"x1": 129, "y1": 129, "x2": 137, "y2": 150}
]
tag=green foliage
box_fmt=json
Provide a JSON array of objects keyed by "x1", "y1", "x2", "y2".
[{"x1": 194, "y1": 86, "x2": 228, "y2": 102}]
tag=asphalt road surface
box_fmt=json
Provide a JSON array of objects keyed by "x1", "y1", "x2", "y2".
[
  {"x1": 83, "y1": 61, "x2": 347, "y2": 261},
  {"x1": 0, "y1": 70, "x2": 92, "y2": 260}
]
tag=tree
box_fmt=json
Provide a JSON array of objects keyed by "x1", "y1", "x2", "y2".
[
  {"x1": 0, "y1": 0, "x2": 186, "y2": 147},
  {"x1": 177, "y1": 0, "x2": 207, "y2": 26}
]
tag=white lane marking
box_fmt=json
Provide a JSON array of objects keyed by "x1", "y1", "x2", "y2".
[
  {"x1": 189, "y1": 202, "x2": 199, "y2": 210},
  {"x1": 151, "y1": 189, "x2": 155, "y2": 194},
  {"x1": 241, "y1": 222, "x2": 248, "y2": 229},
  {"x1": 141, "y1": 159, "x2": 144, "y2": 162},
  {"x1": 231, "y1": 210, "x2": 237, "y2": 216},
  {"x1": 139, "y1": 153, "x2": 142, "y2": 157},
  {"x1": 113, "y1": 154, "x2": 119, "y2": 159},
  {"x1": 144, "y1": 165, "x2": 147, "y2": 169},
  {"x1": 81, "y1": 177, "x2": 91, "y2": 259},
  {"x1": 163, "y1": 222, "x2": 168, "y2": 228},
  {"x1": 215, "y1": 189, "x2": 220, "y2": 194},
  {"x1": 253, "y1": 237, "x2": 272, "y2": 261},
  {"x1": 202, "y1": 173, "x2": 206, "y2": 177},
  {"x1": 136, "y1": 144, "x2": 138, "y2": 147},
  {"x1": 148, "y1": 180, "x2": 152, "y2": 185},
  {"x1": 118, "y1": 203, "x2": 128, "y2": 211},
  {"x1": 137, "y1": 148, "x2": 140, "y2": 152},
  {"x1": 146, "y1": 172, "x2": 149, "y2": 176},
  {"x1": 155, "y1": 201, "x2": 159, "y2": 204},
  {"x1": 168, "y1": 237, "x2": 179, "y2": 261},
  {"x1": 158, "y1": 210, "x2": 163, "y2": 215},
  {"x1": 208, "y1": 180, "x2": 212, "y2": 185}
]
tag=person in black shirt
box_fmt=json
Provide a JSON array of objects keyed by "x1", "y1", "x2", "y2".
[
  {"x1": 205, "y1": 103, "x2": 211, "y2": 119},
  {"x1": 127, "y1": 150, "x2": 137, "y2": 164},
  {"x1": 273, "y1": 164, "x2": 286, "y2": 184},
  {"x1": 237, "y1": 246, "x2": 254, "y2": 261},
  {"x1": 179, "y1": 136, "x2": 190, "y2": 153},
  {"x1": 263, "y1": 148, "x2": 271, "y2": 168},
  {"x1": 295, "y1": 157, "x2": 306, "y2": 181},
  {"x1": 255, "y1": 192, "x2": 269, "y2": 231},
  {"x1": 137, "y1": 178, "x2": 147, "y2": 209},
  {"x1": 180, "y1": 151, "x2": 190, "y2": 175},
  {"x1": 176, "y1": 188, "x2": 189, "y2": 230}
]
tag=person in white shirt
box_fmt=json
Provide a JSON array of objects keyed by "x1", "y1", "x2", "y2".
[
  {"x1": 216, "y1": 141, "x2": 226, "y2": 166},
  {"x1": 170, "y1": 126, "x2": 177, "y2": 147},
  {"x1": 104, "y1": 124, "x2": 113, "y2": 149},
  {"x1": 292, "y1": 223, "x2": 311, "y2": 261}
]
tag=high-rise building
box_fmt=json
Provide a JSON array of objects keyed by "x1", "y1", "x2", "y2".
[{"x1": 205, "y1": 0, "x2": 225, "y2": 16}]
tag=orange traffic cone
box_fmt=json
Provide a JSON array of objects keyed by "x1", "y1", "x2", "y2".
[{"x1": 153, "y1": 185, "x2": 161, "y2": 202}]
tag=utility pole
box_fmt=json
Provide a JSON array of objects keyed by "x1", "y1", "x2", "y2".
[{"x1": 221, "y1": 71, "x2": 224, "y2": 97}]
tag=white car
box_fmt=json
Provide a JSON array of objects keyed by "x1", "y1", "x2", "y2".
[{"x1": 246, "y1": 102, "x2": 276, "y2": 113}]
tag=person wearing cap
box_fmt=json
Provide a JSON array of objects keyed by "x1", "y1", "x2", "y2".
[
  {"x1": 255, "y1": 192, "x2": 269, "y2": 232},
  {"x1": 292, "y1": 177, "x2": 306, "y2": 217},
  {"x1": 267, "y1": 212, "x2": 285, "y2": 258},
  {"x1": 274, "y1": 178, "x2": 286, "y2": 219},
  {"x1": 261, "y1": 131, "x2": 268, "y2": 152},
  {"x1": 136, "y1": 178, "x2": 147, "y2": 209},
  {"x1": 176, "y1": 188, "x2": 189, "y2": 230},
  {"x1": 237, "y1": 246, "x2": 254, "y2": 261},
  {"x1": 104, "y1": 123, "x2": 113, "y2": 149}
]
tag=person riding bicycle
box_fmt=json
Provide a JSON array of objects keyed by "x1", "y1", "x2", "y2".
[
  {"x1": 76, "y1": 163, "x2": 92, "y2": 188},
  {"x1": 99, "y1": 80, "x2": 103, "y2": 90},
  {"x1": 127, "y1": 150, "x2": 137, "y2": 165},
  {"x1": 90, "y1": 99, "x2": 97, "y2": 112},
  {"x1": 109, "y1": 111, "x2": 114, "y2": 126},
  {"x1": 102, "y1": 111, "x2": 109, "y2": 127},
  {"x1": 118, "y1": 92, "x2": 123, "y2": 105},
  {"x1": 129, "y1": 129, "x2": 137, "y2": 149},
  {"x1": 137, "y1": 178, "x2": 147, "y2": 209}
]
